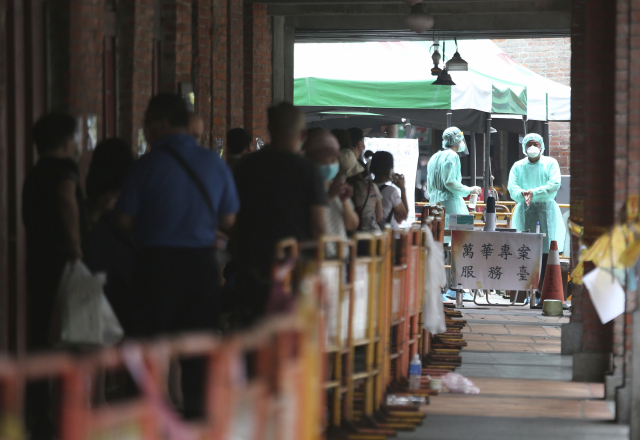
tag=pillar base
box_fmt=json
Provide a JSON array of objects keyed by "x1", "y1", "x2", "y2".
[
  {"x1": 572, "y1": 352, "x2": 612, "y2": 382},
  {"x1": 561, "y1": 322, "x2": 583, "y2": 355}
]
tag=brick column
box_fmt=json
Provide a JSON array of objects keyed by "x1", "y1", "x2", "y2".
[
  {"x1": 227, "y1": 0, "x2": 244, "y2": 130},
  {"x1": 67, "y1": 0, "x2": 106, "y2": 180},
  {"x1": 244, "y1": 3, "x2": 271, "y2": 142},
  {"x1": 609, "y1": 0, "x2": 640, "y2": 427},
  {"x1": 161, "y1": 0, "x2": 192, "y2": 93},
  {"x1": 567, "y1": 0, "x2": 616, "y2": 382},
  {"x1": 117, "y1": 0, "x2": 154, "y2": 148},
  {"x1": 192, "y1": 0, "x2": 212, "y2": 147},
  {"x1": 210, "y1": 0, "x2": 228, "y2": 142}
]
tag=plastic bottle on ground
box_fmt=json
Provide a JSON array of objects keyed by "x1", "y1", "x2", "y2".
[{"x1": 409, "y1": 354, "x2": 422, "y2": 390}]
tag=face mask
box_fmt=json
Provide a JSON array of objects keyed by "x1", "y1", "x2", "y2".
[
  {"x1": 527, "y1": 146, "x2": 541, "y2": 158},
  {"x1": 320, "y1": 162, "x2": 339, "y2": 182}
]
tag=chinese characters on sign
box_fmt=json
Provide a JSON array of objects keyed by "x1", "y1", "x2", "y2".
[{"x1": 452, "y1": 231, "x2": 543, "y2": 290}]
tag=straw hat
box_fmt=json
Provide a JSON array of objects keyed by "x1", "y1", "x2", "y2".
[{"x1": 339, "y1": 149, "x2": 365, "y2": 178}]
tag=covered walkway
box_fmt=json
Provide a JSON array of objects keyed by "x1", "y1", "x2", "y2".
[{"x1": 401, "y1": 303, "x2": 628, "y2": 439}]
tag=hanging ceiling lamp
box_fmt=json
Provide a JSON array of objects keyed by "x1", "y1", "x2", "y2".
[
  {"x1": 431, "y1": 40, "x2": 455, "y2": 85},
  {"x1": 401, "y1": 0, "x2": 424, "y2": 7},
  {"x1": 446, "y1": 38, "x2": 468, "y2": 71},
  {"x1": 432, "y1": 69, "x2": 456, "y2": 86},
  {"x1": 404, "y1": 3, "x2": 434, "y2": 34},
  {"x1": 430, "y1": 42, "x2": 442, "y2": 76}
]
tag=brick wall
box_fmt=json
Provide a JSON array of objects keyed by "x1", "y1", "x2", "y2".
[
  {"x1": 227, "y1": 0, "x2": 244, "y2": 130},
  {"x1": 68, "y1": 0, "x2": 105, "y2": 177},
  {"x1": 493, "y1": 38, "x2": 571, "y2": 174},
  {"x1": 161, "y1": 0, "x2": 192, "y2": 92},
  {"x1": 210, "y1": 0, "x2": 227, "y2": 144},
  {"x1": 0, "y1": 0, "x2": 274, "y2": 352},
  {"x1": 243, "y1": 3, "x2": 271, "y2": 142},
  {"x1": 192, "y1": 0, "x2": 212, "y2": 147},
  {"x1": 117, "y1": 0, "x2": 154, "y2": 148}
]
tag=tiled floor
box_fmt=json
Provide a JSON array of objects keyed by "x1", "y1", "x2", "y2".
[{"x1": 402, "y1": 304, "x2": 625, "y2": 439}]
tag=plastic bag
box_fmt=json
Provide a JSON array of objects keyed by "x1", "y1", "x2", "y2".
[
  {"x1": 50, "y1": 260, "x2": 124, "y2": 346},
  {"x1": 422, "y1": 227, "x2": 447, "y2": 334},
  {"x1": 442, "y1": 373, "x2": 480, "y2": 394}
]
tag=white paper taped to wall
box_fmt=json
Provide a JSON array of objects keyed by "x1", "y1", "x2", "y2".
[{"x1": 583, "y1": 267, "x2": 626, "y2": 324}]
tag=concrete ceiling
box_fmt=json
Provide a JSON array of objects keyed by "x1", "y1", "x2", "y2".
[{"x1": 245, "y1": 0, "x2": 571, "y2": 41}]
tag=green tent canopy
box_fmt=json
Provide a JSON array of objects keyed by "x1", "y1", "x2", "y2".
[{"x1": 294, "y1": 40, "x2": 570, "y2": 132}]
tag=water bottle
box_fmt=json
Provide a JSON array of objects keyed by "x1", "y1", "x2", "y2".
[
  {"x1": 455, "y1": 283, "x2": 464, "y2": 308},
  {"x1": 409, "y1": 354, "x2": 422, "y2": 390},
  {"x1": 536, "y1": 221, "x2": 540, "y2": 234}
]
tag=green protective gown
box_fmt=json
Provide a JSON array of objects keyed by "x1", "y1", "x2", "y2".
[
  {"x1": 508, "y1": 155, "x2": 566, "y2": 254},
  {"x1": 427, "y1": 148, "x2": 471, "y2": 229}
]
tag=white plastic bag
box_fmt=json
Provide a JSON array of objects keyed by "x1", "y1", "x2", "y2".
[
  {"x1": 422, "y1": 228, "x2": 447, "y2": 334},
  {"x1": 442, "y1": 372, "x2": 480, "y2": 394},
  {"x1": 50, "y1": 260, "x2": 124, "y2": 346}
]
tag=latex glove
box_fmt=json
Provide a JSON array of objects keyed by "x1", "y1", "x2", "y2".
[
  {"x1": 469, "y1": 186, "x2": 482, "y2": 195},
  {"x1": 522, "y1": 190, "x2": 533, "y2": 207}
]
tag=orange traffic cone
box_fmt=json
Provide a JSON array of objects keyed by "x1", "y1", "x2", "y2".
[{"x1": 539, "y1": 240, "x2": 565, "y2": 304}]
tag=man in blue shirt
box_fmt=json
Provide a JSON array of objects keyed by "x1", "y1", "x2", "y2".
[{"x1": 116, "y1": 93, "x2": 239, "y2": 418}]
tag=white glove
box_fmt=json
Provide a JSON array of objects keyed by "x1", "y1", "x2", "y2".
[{"x1": 469, "y1": 186, "x2": 482, "y2": 195}]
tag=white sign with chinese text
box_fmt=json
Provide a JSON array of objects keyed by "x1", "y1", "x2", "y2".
[
  {"x1": 451, "y1": 231, "x2": 543, "y2": 291},
  {"x1": 364, "y1": 137, "x2": 419, "y2": 226}
]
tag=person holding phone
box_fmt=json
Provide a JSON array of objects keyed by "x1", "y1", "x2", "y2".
[{"x1": 370, "y1": 151, "x2": 409, "y2": 229}]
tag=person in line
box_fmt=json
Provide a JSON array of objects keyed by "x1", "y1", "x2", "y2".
[
  {"x1": 83, "y1": 138, "x2": 136, "y2": 334},
  {"x1": 347, "y1": 127, "x2": 367, "y2": 161},
  {"x1": 370, "y1": 151, "x2": 409, "y2": 229},
  {"x1": 115, "y1": 93, "x2": 239, "y2": 418},
  {"x1": 22, "y1": 112, "x2": 85, "y2": 439},
  {"x1": 427, "y1": 127, "x2": 482, "y2": 231},
  {"x1": 330, "y1": 128, "x2": 382, "y2": 232},
  {"x1": 232, "y1": 102, "x2": 327, "y2": 324},
  {"x1": 188, "y1": 113, "x2": 205, "y2": 145},
  {"x1": 508, "y1": 133, "x2": 565, "y2": 302},
  {"x1": 331, "y1": 128, "x2": 353, "y2": 151},
  {"x1": 23, "y1": 113, "x2": 85, "y2": 351},
  {"x1": 304, "y1": 130, "x2": 359, "y2": 257},
  {"x1": 226, "y1": 127, "x2": 253, "y2": 170}
]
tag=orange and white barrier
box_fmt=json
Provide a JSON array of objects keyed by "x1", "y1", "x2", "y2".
[{"x1": 0, "y1": 218, "x2": 450, "y2": 440}]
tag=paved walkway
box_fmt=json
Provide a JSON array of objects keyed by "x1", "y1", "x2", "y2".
[{"x1": 398, "y1": 297, "x2": 629, "y2": 440}]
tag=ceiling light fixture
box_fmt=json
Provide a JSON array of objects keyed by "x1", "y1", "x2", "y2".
[
  {"x1": 430, "y1": 41, "x2": 442, "y2": 76},
  {"x1": 404, "y1": 3, "x2": 434, "y2": 34},
  {"x1": 446, "y1": 38, "x2": 468, "y2": 71},
  {"x1": 432, "y1": 69, "x2": 456, "y2": 86}
]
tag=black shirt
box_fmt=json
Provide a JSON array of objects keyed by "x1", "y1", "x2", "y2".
[
  {"x1": 22, "y1": 156, "x2": 85, "y2": 349},
  {"x1": 22, "y1": 157, "x2": 85, "y2": 268},
  {"x1": 233, "y1": 148, "x2": 327, "y2": 274}
]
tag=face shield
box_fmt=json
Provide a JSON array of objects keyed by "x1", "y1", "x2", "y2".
[
  {"x1": 443, "y1": 127, "x2": 468, "y2": 156},
  {"x1": 456, "y1": 138, "x2": 469, "y2": 157}
]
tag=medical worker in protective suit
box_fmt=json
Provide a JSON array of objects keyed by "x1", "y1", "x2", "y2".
[
  {"x1": 428, "y1": 127, "x2": 482, "y2": 301},
  {"x1": 427, "y1": 127, "x2": 482, "y2": 230},
  {"x1": 508, "y1": 133, "x2": 566, "y2": 301}
]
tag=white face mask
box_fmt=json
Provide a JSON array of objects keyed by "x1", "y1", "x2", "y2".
[{"x1": 527, "y1": 146, "x2": 541, "y2": 158}]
